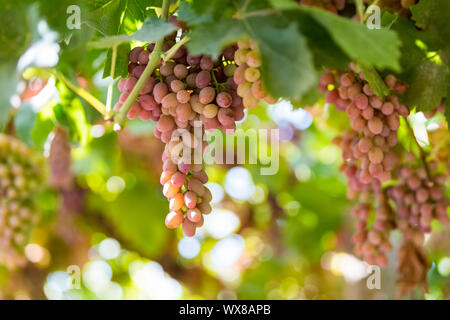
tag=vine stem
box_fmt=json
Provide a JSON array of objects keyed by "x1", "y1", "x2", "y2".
[
  {"x1": 105, "y1": 45, "x2": 118, "y2": 120},
  {"x1": 162, "y1": 36, "x2": 190, "y2": 62},
  {"x1": 113, "y1": 0, "x2": 171, "y2": 129},
  {"x1": 363, "y1": 0, "x2": 381, "y2": 21},
  {"x1": 404, "y1": 117, "x2": 433, "y2": 183},
  {"x1": 45, "y1": 69, "x2": 107, "y2": 116},
  {"x1": 355, "y1": 0, "x2": 365, "y2": 22}
]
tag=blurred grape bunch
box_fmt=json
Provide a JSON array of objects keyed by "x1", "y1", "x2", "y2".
[
  {"x1": 48, "y1": 127, "x2": 72, "y2": 190},
  {"x1": 0, "y1": 134, "x2": 45, "y2": 269},
  {"x1": 396, "y1": 240, "x2": 429, "y2": 299}
]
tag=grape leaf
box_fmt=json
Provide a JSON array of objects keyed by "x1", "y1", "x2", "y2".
[
  {"x1": 190, "y1": 0, "x2": 235, "y2": 20},
  {"x1": 285, "y1": 10, "x2": 348, "y2": 69},
  {"x1": 90, "y1": 18, "x2": 176, "y2": 49},
  {"x1": 388, "y1": 16, "x2": 427, "y2": 77},
  {"x1": 32, "y1": 101, "x2": 57, "y2": 150},
  {"x1": 268, "y1": 0, "x2": 300, "y2": 9},
  {"x1": 186, "y1": 19, "x2": 246, "y2": 57},
  {"x1": 177, "y1": 1, "x2": 214, "y2": 25},
  {"x1": 359, "y1": 65, "x2": 389, "y2": 97},
  {"x1": 0, "y1": 2, "x2": 31, "y2": 62},
  {"x1": 55, "y1": 81, "x2": 89, "y2": 145},
  {"x1": 14, "y1": 104, "x2": 37, "y2": 147},
  {"x1": 290, "y1": 84, "x2": 322, "y2": 109},
  {"x1": 0, "y1": 63, "x2": 19, "y2": 129},
  {"x1": 249, "y1": 21, "x2": 317, "y2": 100},
  {"x1": 83, "y1": 0, "x2": 154, "y2": 79},
  {"x1": 87, "y1": 175, "x2": 171, "y2": 257},
  {"x1": 404, "y1": 60, "x2": 447, "y2": 112},
  {"x1": 298, "y1": 6, "x2": 401, "y2": 71},
  {"x1": 411, "y1": 0, "x2": 450, "y2": 50}
]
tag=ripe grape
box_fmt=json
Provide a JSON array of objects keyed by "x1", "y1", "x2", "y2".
[{"x1": 0, "y1": 134, "x2": 45, "y2": 269}]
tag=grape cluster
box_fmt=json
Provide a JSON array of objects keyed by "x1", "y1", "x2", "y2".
[
  {"x1": 424, "y1": 102, "x2": 445, "y2": 119},
  {"x1": 322, "y1": 69, "x2": 409, "y2": 191},
  {"x1": 233, "y1": 39, "x2": 276, "y2": 108},
  {"x1": 351, "y1": 189, "x2": 395, "y2": 267},
  {"x1": 387, "y1": 153, "x2": 449, "y2": 243},
  {"x1": 49, "y1": 127, "x2": 72, "y2": 190},
  {"x1": 114, "y1": 17, "x2": 249, "y2": 236},
  {"x1": 300, "y1": 0, "x2": 346, "y2": 14},
  {"x1": 0, "y1": 134, "x2": 45, "y2": 268}
]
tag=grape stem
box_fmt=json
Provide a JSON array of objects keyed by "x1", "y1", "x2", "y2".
[
  {"x1": 105, "y1": 45, "x2": 118, "y2": 120},
  {"x1": 162, "y1": 36, "x2": 190, "y2": 63},
  {"x1": 404, "y1": 118, "x2": 433, "y2": 183},
  {"x1": 44, "y1": 69, "x2": 107, "y2": 116},
  {"x1": 113, "y1": 0, "x2": 171, "y2": 129},
  {"x1": 363, "y1": 0, "x2": 381, "y2": 21}
]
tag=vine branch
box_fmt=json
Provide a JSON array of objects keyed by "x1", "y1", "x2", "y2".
[
  {"x1": 404, "y1": 117, "x2": 433, "y2": 183},
  {"x1": 105, "y1": 45, "x2": 118, "y2": 120},
  {"x1": 162, "y1": 36, "x2": 190, "y2": 63},
  {"x1": 45, "y1": 69, "x2": 107, "y2": 116},
  {"x1": 113, "y1": 0, "x2": 171, "y2": 129}
]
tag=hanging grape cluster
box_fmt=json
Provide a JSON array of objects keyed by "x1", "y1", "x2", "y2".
[
  {"x1": 387, "y1": 153, "x2": 449, "y2": 241},
  {"x1": 323, "y1": 68, "x2": 409, "y2": 199},
  {"x1": 327, "y1": 66, "x2": 450, "y2": 269},
  {"x1": 114, "y1": 18, "x2": 255, "y2": 236},
  {"x1": 0, "y1": 134, "x2": 45, "y2": 268},
  {"x1": 233, "y1": 39, "x2": 276, "y2": 108},
  {"x1": 351, "y1": 187, "x2": 396, "y2": 267}
]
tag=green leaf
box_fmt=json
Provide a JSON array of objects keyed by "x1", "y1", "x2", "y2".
[
  {"x1": 190, "y1": 0, "x2": 235, "y2": 20},
  {"x1": 389, "y1": 17, "x2": 428, "y2": 77},
  {"x1": 0, "y1": 2, "x2": 31, "y2": 62},
  {"x1": 186, "y1": 19, "x2": 246, "y2": 57},
  {"x1": 404, "y1": 60, "x2": 447, "y2": 112},
  {"x1": 285, "y1": 10, "x2": 348, "y2": 69},
  {"x1": 32, "y1": 101, "x2": 57, "y2": 150},
  {"x1": 445, "y1": 79, "x2": 450, "y2": 126},
  {"x1": 249, "y1": 21, "x2": 317, "y2": 99},
  {"x1": 90, "y1": 18, "x2": 177, "y2": 49},
  {"x1": 300, "y1": 6, "x2": 401, "y2": 71},
  {"x1": 83, "y1": 0, "x2": 154, "y2": 79},
  {"x1": 411, "y1": 0, "x2": 450, "y2": 50},
  {"x1": 177, "y1": 1, "x2": 214, "y2": 25},
  {"x1": 87, "y1": 176, "x2": 171, "y2": 257},
  {"x1": 0, "y1": 63, "x2": 19, "y2": 129},
  {"x1": 14, "y1": 104, "x2": 37, "y2": 147},
  {"x1": 290, "y1": 84, "x2": 322, "y2": 109},
  {"x1": 55, "y1": 81, "x2": 89, "y2": 145},
  {"x1": 380, "y1": 11, "x2": 398, "y2": 29},
  {"x1": 359, "y1": 65, "x2": 389, "y2": 97},
  {"x1": 268, "y1": 0, "x2": 300, "y2": 9}
]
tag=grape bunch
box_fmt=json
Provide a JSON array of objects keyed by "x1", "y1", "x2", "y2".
[
  {"x1": 299, "y1": 0, "x2": 346, "y2": 14},
  {"x1": 114, "y1": 17, "x2": 248, "y2": 236},
  {"x1": 48, "y1": 127, "x2": 72, "y2": 190},
  {"x1": 387, "y1": 153, "x2": 449, "y2": 243},
  {"x1": 233, "y1": 39, "x2": 276, "y2": 109},
  {"x1": 424, "y1": 101, "x2": 445, "y2": 119},
  {"x1": 352, "y1": 189, "x2": 395, "y2": 267},
  {"x1": 0, "y1": 134, "x2": 45, "y2": 269},
  {"x1": 322, "y1": 68, "x2": 409, "y2": 190}
]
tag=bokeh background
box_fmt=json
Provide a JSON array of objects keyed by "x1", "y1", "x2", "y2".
[{"x1": 0, "y1": 0, "x2": 449, "y2": 300}]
